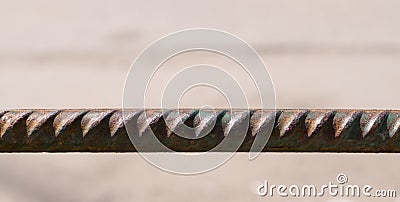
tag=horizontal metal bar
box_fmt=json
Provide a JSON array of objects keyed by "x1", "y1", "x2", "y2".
[{"x1": 0, "y1": 109, "x2": 399, "y2": 152}]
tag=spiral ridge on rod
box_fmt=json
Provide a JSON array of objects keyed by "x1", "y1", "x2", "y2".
[{"x1": 0, "y1": 109, "x2": 399, "y2": 152}]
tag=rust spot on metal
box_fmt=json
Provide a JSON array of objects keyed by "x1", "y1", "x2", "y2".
[
  {"x1": 277, "y1": 110, "x2": 308, "y2": 137},
  {"x1": 222, "y1": 110, "x2": 250, "y2": 137},
  {"x1": 165, "y1": 109, "x2": 197, "y2": 137},
  {"x1": 26, "y1": 110, "x2": 59, "y2": 137},
  {"x1": 109, "y1": 110, "x2": 141, "y2": 137},
  {"x1": 333, "y1": 110, "x2": 361, "y2": 138},
  {"x1": 0, "y1": 110, "x2": 32, "y2": 138},
  {"x1": 53, "y1": 110, "x2": 88, "y2": 137},
  {"x1": 305, "y1": 110, "x2": 334, "y2": 137},
  {"x1": 360, "y1": 111, "x2": 387, "y2": 138},
  {"x1": 193, "y1": 110, "x2": 225, "y2": 138},
  {"x1": 387, "y1": 111, "x2": 400, "y2": 138},
  {"x1": 137, "y1": 110, "x2": 165, "y2": 136},
  {"x1": 250, "y1": 110, "x2": 277, "y2": 137},
  {"x1": 81, "y1": 109, "x2": 115, "y2": 137}
]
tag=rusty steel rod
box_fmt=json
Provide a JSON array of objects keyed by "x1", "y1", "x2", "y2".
[{"x1": 0, "y1": 109, "x2": 399, "y2": 152}]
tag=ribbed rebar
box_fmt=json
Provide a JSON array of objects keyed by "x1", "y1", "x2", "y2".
[{"x1": 0, "y1": 109, "x2": 399, "y2": 152}]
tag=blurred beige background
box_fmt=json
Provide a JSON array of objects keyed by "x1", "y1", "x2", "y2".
[{"x1": 1, "y1": 0, "x2": 400, "y2": 201}]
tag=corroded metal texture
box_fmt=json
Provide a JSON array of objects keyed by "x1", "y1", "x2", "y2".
[{"x1": 0, "y1": 109, "x2": 399, "y2": 152}]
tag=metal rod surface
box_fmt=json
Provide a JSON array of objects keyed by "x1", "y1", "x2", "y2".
[{"x1": 0, "y1": 109, "x2": 399, "y2": 152}]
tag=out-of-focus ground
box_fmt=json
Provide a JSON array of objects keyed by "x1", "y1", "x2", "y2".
[{"x1": 1, "y1": 0, "x2": 400, "y2": 201}]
